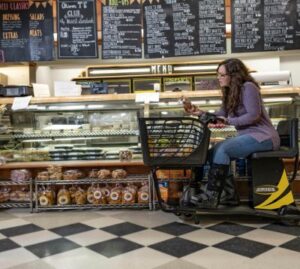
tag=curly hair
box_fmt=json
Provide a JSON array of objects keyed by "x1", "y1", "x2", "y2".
[{"x1": 217, "y1": 58, "x2": 260, "y2": 115}]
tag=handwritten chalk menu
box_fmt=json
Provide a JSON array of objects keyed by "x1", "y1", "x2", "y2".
[
  {"x1": 232, "y1": 0, "x2": 300, "y2": 53},
  {"x1": 143, "y1": 0, "x2": 226, "y2": 58},
  {"x1": 102, "y1": 0, "x2": 142, "y2": 59},
  {"x1": 0, "y1": 0, "x2": 30, "y2": 62},
  {"x1": 264, "y1": 0, "x2": 297, "y2": 51},
  {"x1": 29, "y1": 1, "x2": 54, "y2": 61},
  {"x1": 231, "y1": 0, "x2": 263, "y2": 52},
  {"x1": 57, "y1": 0, "x2": 98, "y2": 58},
  {"x1": 198, "y1": 0, "x2": 226, "y2": 55},
  {"x1": 172, "y1": 0, "x2": 198, "y2": 56},
  {"x1": 143, "y1": 0, "x2": 173, "y2": 58}
]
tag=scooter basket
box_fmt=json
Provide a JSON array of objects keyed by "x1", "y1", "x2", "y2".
[{"x1": 139, "y1": 117, "x2": 210, "y2": 167}]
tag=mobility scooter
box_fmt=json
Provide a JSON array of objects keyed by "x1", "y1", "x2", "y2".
[{"x1": 139, "y1": 115, "x2": 300, "y2": 225}]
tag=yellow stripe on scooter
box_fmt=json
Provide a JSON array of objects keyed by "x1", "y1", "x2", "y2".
[
  {"x1": 255, "y1": 192, "x2": 294, "y2": 210},
  {"x1": 255, "y1": 170, "x2": 294, "y2": 210}
]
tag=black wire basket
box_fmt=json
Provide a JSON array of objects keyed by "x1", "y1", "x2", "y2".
[{"x1": 139, "y1": 117, "x2": 210, "y2": 167}]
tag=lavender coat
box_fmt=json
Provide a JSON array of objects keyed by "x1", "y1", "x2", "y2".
[{"x1": 215, "y1": 82, "x2": 280, "y2": 150}]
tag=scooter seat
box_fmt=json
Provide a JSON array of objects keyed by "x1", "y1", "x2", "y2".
[
  {"x1": 252, "y1": 119, "x2": 298, "y2": 160},
  {"x1": 251, "y1": 146, "x2": 298, "y2": 159}
]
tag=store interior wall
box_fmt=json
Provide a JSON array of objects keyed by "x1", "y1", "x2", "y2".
[{"x1": 1, "y1": 39, "x2": 300, "y2": 92}]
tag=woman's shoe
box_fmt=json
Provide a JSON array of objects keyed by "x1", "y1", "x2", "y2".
[
  {"x1": 219, "y1": 175, "x2": 240, "y2": 206},
  {"x1": 190, "y1": 164, "x2": 229, "y2": 209}
]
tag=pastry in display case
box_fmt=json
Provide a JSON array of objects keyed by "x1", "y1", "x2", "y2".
[
  {"x1": 32, "y1": 165, "x2": 151, "y2": 211},
  {"x1": 163, "y1": 77, "x2": 193, "y2": 92},
  {"x1": 103, "y1": 79, "x2": 131, "y2": 94},
  {"x1": 194, "y1": 76, "x2": 220, "y2": 91},
  {"x1": 133, "y1": 78, "x2": 161, "y2": 92},
  {"x1": 0, "y1": 101, "x2": 141, "y2": 163}
]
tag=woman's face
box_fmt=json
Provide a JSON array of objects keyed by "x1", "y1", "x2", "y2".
[{"x1": 217, "y1": 65, "x2": 231, "y2": 87}]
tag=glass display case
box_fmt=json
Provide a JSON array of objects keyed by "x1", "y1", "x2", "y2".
[
  {"x1": 0, "y1": 86, "x2": 299, "y2": 210},
  {"x1": 0, "y1": 101, "x2": 142, "y2": 162},
  {"x1": 0, "y1": 99, "x2": 152, "y2": 211},
  {"x1": 148, "y1": 90, "x2": 300, "y2": 179}
]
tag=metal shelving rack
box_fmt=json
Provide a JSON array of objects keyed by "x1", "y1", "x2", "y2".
[
  {"x1": 34, "y1": 174, "x2": 152, "y2": 212},
  {"x1": 0, "y1": 180, "x2": 33, "y2": 211}
]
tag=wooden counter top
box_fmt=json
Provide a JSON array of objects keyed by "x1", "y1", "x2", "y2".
[
  {"x1": 0, "y1": 87, "x2": 298, "y2": 105},
  {"x1": 0, "y1": 160, "x2": 146, "y2": 169}
]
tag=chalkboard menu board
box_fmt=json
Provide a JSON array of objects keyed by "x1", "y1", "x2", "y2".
[
  {"x1": 0, "y1": 0, "x2": 30, "y2": 62},
  {"x1": 172, "y1": 0, "x2": 198, "y2": 56},
  {"x1": 143, "y1": 0, "x2": 173, "y2": 58},
  {"x1": 29, "y1": 1, "x2": 54, "y2": 61},
  {"x1": 232, "y1": 0, "x2": 300, "y2": 53},
  {"x1": 57, "y1": 0, "x2": 98, "y2": 58},
  {"x1": 198, "y1": 0, "x2": 226, "y2": 55},
  {"x1": 143, "y1": 0, "x2": 226, "y2": 58},
  {"x1": 102, "y1": 0, "x2": 142, "y2": 59}
]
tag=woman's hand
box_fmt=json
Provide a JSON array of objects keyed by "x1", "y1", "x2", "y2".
[
  {"x1": 181, "y1": 96, "x2": 203, "y2": 116},
  {"x1": 208, "y1": 117, "x2": 228, "y2": 128},
  {"x1": 216, "y1": 116, "x2": 228, "y2": 125}
]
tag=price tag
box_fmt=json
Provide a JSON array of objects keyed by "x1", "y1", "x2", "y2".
[
  {"x1": 12, "y1": 96, "x2": 32, "y2": 111},
  {"x1": 135, "y1": 92, "x2": 159, "y2": 104}
]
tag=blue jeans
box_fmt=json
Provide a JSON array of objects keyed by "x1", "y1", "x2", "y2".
[{"x1": 211, "y1": 134, "x2": 273, "y2": 165}]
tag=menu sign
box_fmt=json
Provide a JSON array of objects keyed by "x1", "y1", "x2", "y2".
[
  {"x1": 0, "y1": 0, "x2": 30, "y2": 62},
  {"x1": 232, "y1": 0, "x2": 300, "y2": 53},
  {"x1": 102, "y1": 0, "x2": 142, "y2": 59},
  {"x1": 173, "y1": 0, "x2": 198, "y2": 56},
  {"x1": 264, "y1": 0, "x2": 297, "y2": 51},
  {"x1": 143, "y1": 0, "x2": 226, "y2": 58},
  {"x1": 143, "y1": 0, "x2": 173, "y2": 58},
  {"x1": 57, "y1": 0, "x2": 98, "y2": 58},
  {"x1": 29, "y1": 0, "x2": 54, "y2": 61},
  {"x1": 198, "y1": 0, "x2": 226, "y2": 55},
  {"x1": 231, "y1": 0, "x2": 263, "y2": 52}
]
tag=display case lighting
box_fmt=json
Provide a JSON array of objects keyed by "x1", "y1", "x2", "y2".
[
  {"x1": 263, "y1": 97, "x2": 293, "y2": 103},
  {"x1": 168, "y1": 101, "x2": 181, "y2": 106},
  {"x1": 173, "y1": 65, "x2": 218, "y2": 72},
  {"x1": 23, "y1": 137, "x2": 98, "y2": 143},
  {"x1": 193, "y1": 100, "x2": 207, "y2": 105},
  {"x1": 208, "y1": 100, "x2": 222, "y2": 105},
  {"x1": 48, "y1": 105, "x2": 85, "y2": 110},
  {"x1": 87, "y1": 104, "x2": 105, "y2": 109},
  {"x1": 89, "y1": 67, "x2": 151, "y2": 75}
]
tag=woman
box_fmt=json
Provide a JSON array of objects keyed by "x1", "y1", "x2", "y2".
[{"x1": 183, "y1": 58, "x2": 280, "y2": 208}]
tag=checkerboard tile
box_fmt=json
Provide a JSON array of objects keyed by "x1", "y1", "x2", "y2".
[
  {"x1": 207, "y1": 222, "x2": 255, "y2": 236},
  {"x1": 0, "y1": 209, "x2": 299, "y2": 269},
  {"x1": 280, "y1": 237, "x2": 300, "y2": 253},
  {"x1": 153, "y1": 222, "x2": 199, "y2": 236},
  {"x1": 262, "y1": 223, "x2": 300, "y2": 236},
  {"x1": 87, "y1": 238, "x2": 143, "y2": 258},
  {"x1": 49, "y1": 223, "x2": 94, "y2": 237},
  {"x1": 0, "y1": 224, "x2": 43, "y2": 237},
  {"x1": 25, "y1": 238, "x2": 80, "y2": 258},
  {"x1": 100, "y1": 222, "x2": 147, "y2": 236},
  {"x1": 0, "y1": 238, "x2": 20, "y2": 252},
  {"x1": 149, "y1": 237, "x2": 207, "y2": 258},
  {"x1": 213, "y1": 237, "x2": 274, "y2": 258}
]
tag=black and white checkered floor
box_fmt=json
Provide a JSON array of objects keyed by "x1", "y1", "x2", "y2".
[{"x1": 0, "y1": 209, "x2": 299, "y2": 269}]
